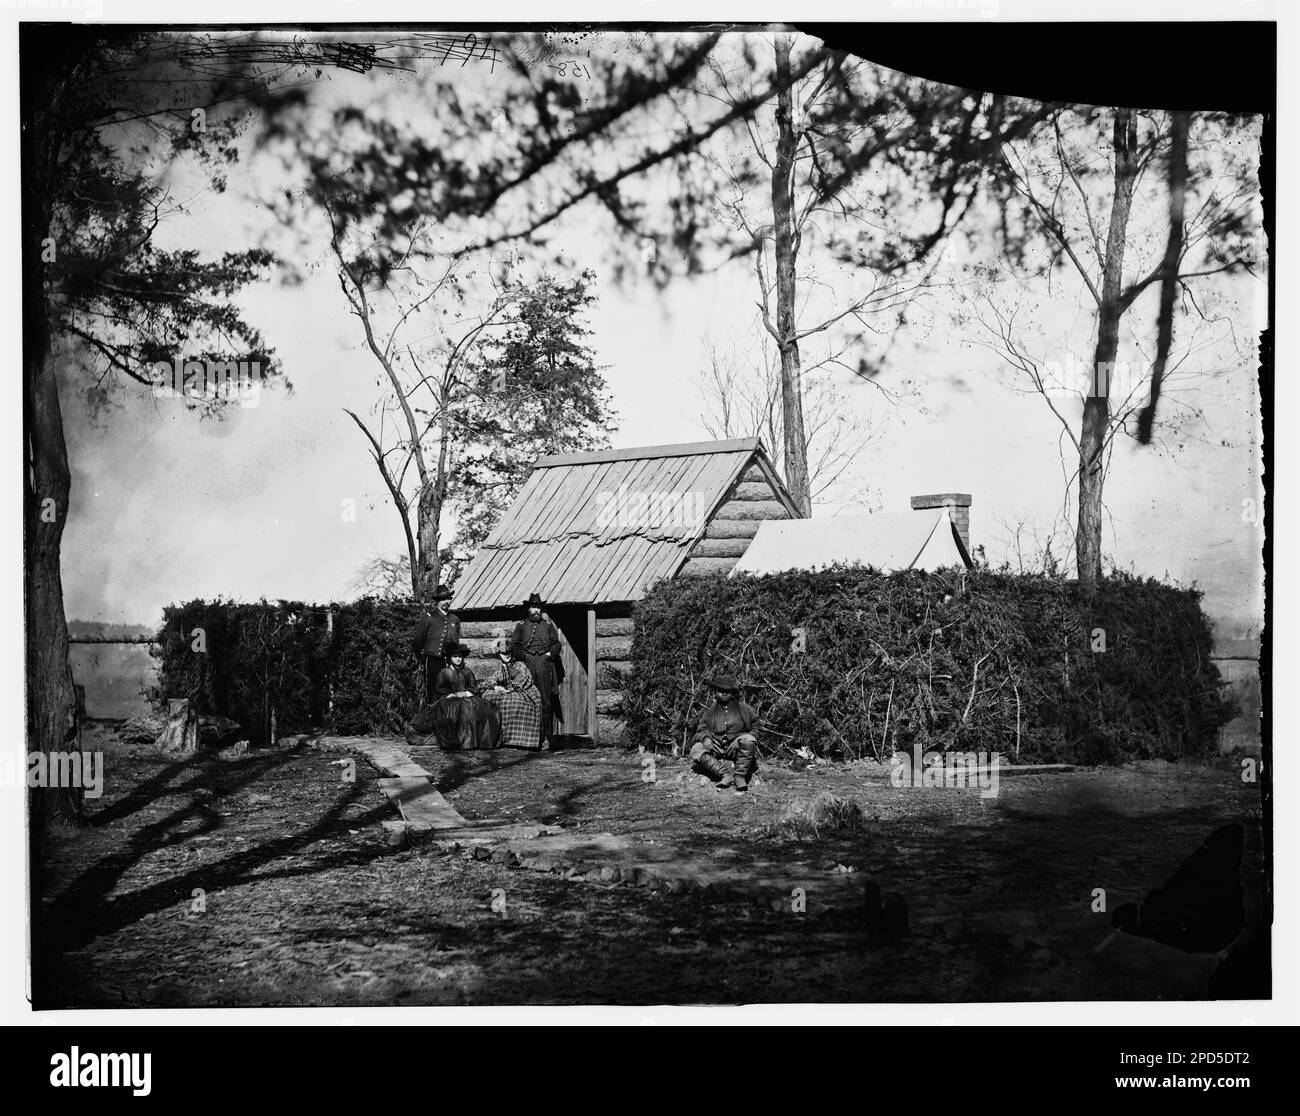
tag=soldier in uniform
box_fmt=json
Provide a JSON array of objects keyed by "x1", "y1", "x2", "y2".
[
  {"x1": 690, "y1": 674, "x2": 761, "y2": 794},
  {"x1": 509, "y1": 592, "x2": 565, "y2": 749},
  {"x1": 410, "y1": 584, "x2": 460, "y2": 704}
]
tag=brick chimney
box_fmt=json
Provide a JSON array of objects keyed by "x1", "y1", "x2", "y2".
[{"x1": 911, "y1": 493, "x2": 972, "y2": 552}]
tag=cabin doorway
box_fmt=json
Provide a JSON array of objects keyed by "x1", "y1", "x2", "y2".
[{"x1": 545, "y1": 606, "x2": 590, "y2": 736}]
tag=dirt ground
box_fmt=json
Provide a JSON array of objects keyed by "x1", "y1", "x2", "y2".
[{"x1": 33, "y1": 725, "x2": 1267, "y2": 1008}]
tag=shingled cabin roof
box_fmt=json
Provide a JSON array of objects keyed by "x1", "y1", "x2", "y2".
[{"x1": 452, "y1": 437, "x2": 799, "y2": 611}]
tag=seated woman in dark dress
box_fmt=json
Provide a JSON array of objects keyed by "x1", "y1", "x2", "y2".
[{"x1": 422, "y1": 643, "x2": 500, "y2": 751}]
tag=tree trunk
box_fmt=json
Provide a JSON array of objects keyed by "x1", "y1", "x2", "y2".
[
  {"x1": 23, "y1": 54, "x2": 81, "y2": 822},
  {"x1": 25, "y1": 272, "x2": 82, "y2": 828},
  {"x1": 415, "y1": 381, "x2": 453, "y2": 603},
  {"x1": 403, "y1": 512, "x2": 421, "y2": 598},
  {"x1": 771, "y1": 34, "x2": 812, "y2": 518},
  {"x1": 1137, "y1": 110, "x2": 1190, "y2": 445},
  {"x1": 1076, "y1": 396, "x2": 1108, "y2": 596},
  {"x1": 415, "y1": 485, "x2": 442, "y2": 604},
  {"x1": 1076, "y1": 108, "x2": 1139, "y2": 596}
]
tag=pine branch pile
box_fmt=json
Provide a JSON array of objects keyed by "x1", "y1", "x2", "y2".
[{"x1": 624, "y1": 567, "x2": 1236, "y2": 765}]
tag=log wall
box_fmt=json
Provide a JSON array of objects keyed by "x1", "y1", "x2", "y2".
[
  {"x1": 702, "y1": 519, "x2": 760, "y2": 540},
  {"x1": 681, "y1": 462, "x2": 795, "y2": 575},
  {"x1": 452, "y1": 457, "x2": 794, "y2": 744},
  {"x1": 593, "y1": 624, "x2": 633, "y2": 745}
]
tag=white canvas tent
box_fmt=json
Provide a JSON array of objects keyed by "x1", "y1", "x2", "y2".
[{"x1": 728, "y1": 509, "x2": 973, "y2": 578}]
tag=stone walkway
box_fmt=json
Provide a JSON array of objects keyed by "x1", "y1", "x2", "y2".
[{"x1": 346, "y1": 737, "x2": 562, "y2": 844}]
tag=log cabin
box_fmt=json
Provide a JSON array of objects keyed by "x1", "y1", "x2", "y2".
[{"x1": 450, "y1": 436, "x2": 801, "y2": 744}]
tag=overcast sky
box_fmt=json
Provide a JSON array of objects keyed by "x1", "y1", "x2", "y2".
[{"x1": 57, "y1": 32, "x2": 1266, "y2": 657}]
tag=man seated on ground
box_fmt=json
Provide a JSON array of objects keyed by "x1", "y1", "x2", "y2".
[{"x1": 690, "y1": 674, "x2": 760, "y2": 794}]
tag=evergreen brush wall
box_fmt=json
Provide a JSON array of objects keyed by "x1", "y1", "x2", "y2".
[{"x1": 624, "y1": 567, "x2": 1237, "y2": 765}]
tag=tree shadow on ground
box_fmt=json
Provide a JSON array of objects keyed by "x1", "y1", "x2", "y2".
[
  {"x1": 34, "y1": 744, "x2": 397, "y2": 984},
  {"x1": 431, "y1": 746, "x2": 542, "y2": 797},
  {"x1": 86, "y1": 749, "x2": 228, "y2": 829}
]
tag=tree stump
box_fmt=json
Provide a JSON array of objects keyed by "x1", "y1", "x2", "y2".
[
  {"x1": 157, "y1": 698, "x2": 198, "y2": 755},
  {"x1": 198, "y1": 714, "x2": 243, "y2": 749}
]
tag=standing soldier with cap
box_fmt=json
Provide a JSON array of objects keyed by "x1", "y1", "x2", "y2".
[
  {"x1": 411, "y1": 584, "x2": 461, "y2": 705},
  {"x1": 690, "y1": 674, "x2": 761, "y2": 794},
  {"x1": 509, "y1": 592, "x2": 565, "y2": 749}
]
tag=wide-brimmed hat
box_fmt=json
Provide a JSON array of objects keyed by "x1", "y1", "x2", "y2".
[
  {"x1": 524, "y1": 592, "x2": 545, "y2": 608},
  {"x1": 707, "y1": 674, "x2": 742, "y2": 694},
  {"x1": 447, "y1": 642, "x2": 471, "y2": 658},
  {"x1": 433, "y1": 584, "x2": 455, "y2": 601}
]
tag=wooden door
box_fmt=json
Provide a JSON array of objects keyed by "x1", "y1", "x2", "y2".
[{"x1": 547, "y1": 607, "x2": 589, "y2": 735}]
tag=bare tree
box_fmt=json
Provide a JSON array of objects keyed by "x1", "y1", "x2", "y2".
[
  {"x1": 696, "y1": 329, "x2": 881, "y2": 510},
  {"x1": 349, "y1": 554, "x2": 413, "y2": 600},
  {"x1": 697, "y1": 34, "x2": 976, "y2": 515},
  {"x1": 323, "y1": 199, "x2": 613, "y2": 602},
  {"x1": 975, "y1": 107, "x2": 1262, "y2": 594},
  {"x1": 328, "y1": 209, "x2": 525, "y2": 601},
  {"x1": 988, "y1": 510, "x2": 1074, "y2": 577},
  {"x1": 264, "y1": 30, "x2": 1052, "y2": 524}
]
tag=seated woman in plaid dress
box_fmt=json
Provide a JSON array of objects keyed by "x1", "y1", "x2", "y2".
[{"x1": 484, "y1": 643, "x2": 543, "y2": 750}]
